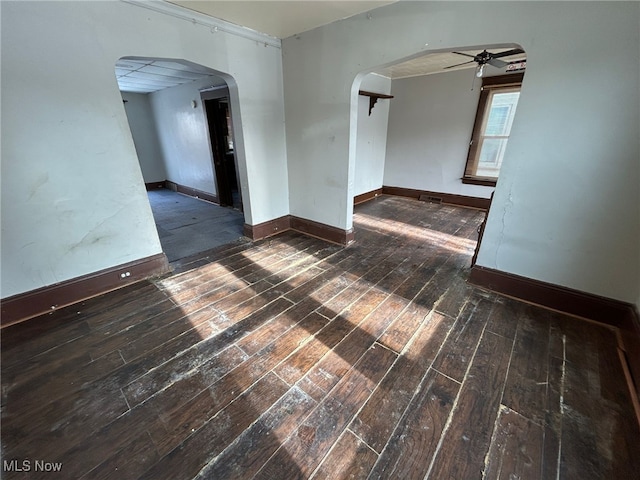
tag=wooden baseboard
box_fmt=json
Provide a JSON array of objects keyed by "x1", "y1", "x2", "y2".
[
  {"x1": 244, "y1": 215, "x2": 354, "y2": 246},
  {"x1": 469, "y1": 266, "x2": 634, "y2": 328},
  {"x1": 469, "y1": 265, "x2": 640, "y2": 399},
  {"x1": 165, "y1": 180, "x2": 219, "y2": 205},
  {"x1": 382, "y1": 186, "x2": 490, "y2": 210},
  {"x1": 145, "y1": 181, "x2": 167, "y2": 191},
  {"x1": 1, "y1": 253, "x2": 170, "y2": 328},
  {"x1": 290, "y1": 216, "x2": 354, "y2": 245},
  {"x1": 354, "y1": 188, "x2": 383, "y2": 205},
  {"x1": 244, "y1": 216, "x2": 291, "y2": 241}
]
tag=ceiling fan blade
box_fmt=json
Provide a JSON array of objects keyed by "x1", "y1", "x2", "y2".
[
  {"x1": 491, "y1": 48, "x2": 525, "y2": 59},
  {"x1": 451, "y1": 51, "x2": 476, "y2": 59},
  {"x1": 443, "y1": 60, "x2": 475, "y2": 69},
  {"x1": 488, "y1": 58, "x2": 507, "y2": 68}
]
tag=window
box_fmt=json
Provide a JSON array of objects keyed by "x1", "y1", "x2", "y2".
[{"x1": 463, "y1": 73, "x2": 524, "y2": 186}]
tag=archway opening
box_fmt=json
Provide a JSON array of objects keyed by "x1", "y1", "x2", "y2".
[
  {"x1": 349, "y1": 45, "x2": 526, "y2": 260},
  {"x1": 116, "y1": 57, "x2": 247, "y2": 262}
]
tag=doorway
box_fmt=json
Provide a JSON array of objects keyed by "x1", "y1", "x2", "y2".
[
  {"x1": 202, "y1": 90, "x2": 242, "y2": 211},
  {"x1": 116, "y1": 57, "x2": 248, "y2": 262}
]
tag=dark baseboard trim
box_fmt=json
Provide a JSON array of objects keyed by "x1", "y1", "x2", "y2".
[
  {"x1": 145, "y1": 181, "x2": 167, "y2": 191},
  {"x1": 469, "y1": 265, "x2": 640, "y2": 399},
  {"x1": 165, "y1": 180, "x2": 219, "y2": 205},
  {"x1": 290, "y1": 216, "x2": 354, "y2": 245},
  {"x1": 244, "y1": 215, "x2": 354, "y2": 246},
  {"x1": 382, "y1": 185, "x2": 490, "y2": 210},
  {"x1": 469, "y1": 265, "x2": 634, "y2": 328},
  {"x1": 244, "y1": 215, "x2": 291, "y2": 241},
  {"x1": 354, "y1": 188, "x2": 383, "y2": 205},
  {"x1": 1, "y1": 253, "x2": 170, "y2": 328}
]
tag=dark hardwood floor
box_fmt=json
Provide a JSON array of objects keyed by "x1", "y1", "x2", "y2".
[{"x1": 2, "y1": 195, "x2": 638, "y2": 479}]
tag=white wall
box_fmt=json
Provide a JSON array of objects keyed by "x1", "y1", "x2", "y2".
[
  {"x1": 354, "y1": 73, "x2": 392, "y2": 197},
  {"x1": 1, "y1": 1, "x2": 289, "y2": 298},
  {"x1": 122, "y1": 92, "x2": 166, "y2": 184},
  {"x1": 384, "y1": 69, "x2": 492, "y2": 198},
  {"x1": 282, "y1": 1, "x2": 639, "y2": 304},
  {"x1": 148, "y1": 77, "x2": 225, "y2": 195}
]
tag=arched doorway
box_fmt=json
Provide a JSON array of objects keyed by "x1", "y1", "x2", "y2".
[
  {"x1": 116, "y1": 57, "x2": 247, "y2": 262},
  {"x1": 349, "y1": 46, "x2": 526, "y2": 261}
]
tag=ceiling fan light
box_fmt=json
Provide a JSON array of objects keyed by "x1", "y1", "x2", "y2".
[{"x1": 475, "y1": 64, "x2": 485, "y2": 78}]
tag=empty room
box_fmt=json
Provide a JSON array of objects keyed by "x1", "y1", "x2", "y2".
[{"x1": 1, "y1": 1, "x2": 639, "y2": 479}]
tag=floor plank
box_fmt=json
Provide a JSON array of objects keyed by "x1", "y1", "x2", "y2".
[
  {"x1": 367, "y1": 369, "x2": 460, "y2": 479},
  {"x1": 310, "y1": 430, "x2": 378, "y2": 480},
  {"x1": 483, "y1": 406, "x2": 544, "y2": 480},
  {"x1": 253, "y1": 343, "x2": 397, "y2": 479},
  {"x1": 426, "y1": 330, "x2": 515, "y2": 480},
  {"x1": 350, "y1": 311, "x2": 455, "y2": 453}
]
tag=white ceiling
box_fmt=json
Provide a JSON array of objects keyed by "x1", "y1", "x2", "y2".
[
  {"x1": 374, "y1": 48, "x2": 527, "y2": 79},
  {"x1": 116, "y1": 58, "x2": 226, "y2": 94},
  {"x1": 165, "y1": 1, "x2": 525, "y2": 78},
  {"x1": 167, "y1": 0, "x2": 397, "y2": 39}
]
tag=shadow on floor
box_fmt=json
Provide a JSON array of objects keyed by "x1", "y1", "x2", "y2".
[{"x1": 148, "y1": 189, "x2": 244, "y2": 262}]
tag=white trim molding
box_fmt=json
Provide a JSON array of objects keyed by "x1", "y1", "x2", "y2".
[{"x1": 121, "y1": 0, "x2": 282, "y2": 49}]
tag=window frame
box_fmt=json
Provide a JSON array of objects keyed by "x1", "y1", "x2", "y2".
[{"x1": 462, "y1": 73, "x2": 524, "y2": 187}]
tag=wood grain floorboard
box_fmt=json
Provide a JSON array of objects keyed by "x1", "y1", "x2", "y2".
[
  {"x1": 501, "y1": 305, "x2": 552, "y2": 426},
  {"x1": 351, "y1": 311, "x2": 455, "y2": 454},
  {"x1": 426, "y1": 330, "x2": 514, "y2": 480},
  {"x1": 139, "y1": 372, "x2": 290, "y2": 480},
  {"x1": 253, "y1": 343, "x2": 397, "y2": 480},
  {"x1": 310, "y1": 430, "x2": 378, "y2": 480},
  {"x1": 430, "y1": 295, "x2": 493, "y2": 382},
  {"x1": 483, "y1": 406, "x2": 544, "y2": 480},
  {"x1": 194, "y1": 386, "x2": 317, "y2": 479},
  {"x1": 367, "y1": 368, "x2": 461, "y2": 479},
  {"x1": 2, "y1": 195, "x2": 638, "y2": 480}
]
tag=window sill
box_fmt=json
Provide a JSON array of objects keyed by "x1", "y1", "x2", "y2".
[{"x1": 462, "y1": 177, "x2": 497, "y2": 187}]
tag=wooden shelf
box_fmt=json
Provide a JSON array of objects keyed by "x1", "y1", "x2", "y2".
[{"x1": 359, "y1": 90, "x2": 394, "y2": 115}]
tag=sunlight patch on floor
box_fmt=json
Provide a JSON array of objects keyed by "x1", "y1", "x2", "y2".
[{"x1": 355, "y1": 212, "x2": 476, "y2": 255}]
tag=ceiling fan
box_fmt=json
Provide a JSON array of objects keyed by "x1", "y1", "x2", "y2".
[{"x1": 444, "y1": 48, "x2": 525, "y2": 77}]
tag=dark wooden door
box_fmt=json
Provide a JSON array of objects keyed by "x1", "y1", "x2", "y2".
[{"x1": 204, "y1": 98, "x2": 240, "y2": 209}]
